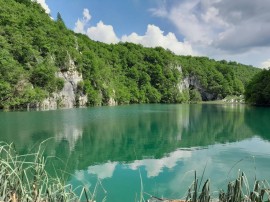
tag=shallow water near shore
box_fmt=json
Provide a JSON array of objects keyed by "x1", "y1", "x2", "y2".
[{"x1": 0, "y1": 104, "x2": 270, "y2": 201}]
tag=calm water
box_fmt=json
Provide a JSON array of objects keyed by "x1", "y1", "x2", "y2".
[{"x1": 0, "y1": 104, "x2": 270, "y2": 201}]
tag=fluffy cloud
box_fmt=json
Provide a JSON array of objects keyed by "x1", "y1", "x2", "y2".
[
  {"x1": 82, "y1": 149, "x2": 191, "y2": 179},
  {"x1": 87, "y1": 162, "x2": 117, "y2": 179},
  {"x1": 74, "y1": 19, "x2": 86, "y2": 34},
  {"x1": 86, "y1": 21, "x2": 119, "y2": 44},
  {"x1": 74, "y1": 9, "x2": 119, "y2": 44},
  {"x1": 213, "y1": 0, "x2": 270, "y2": 51},
  {"x1": 148, "y1": 0, "x2": 270, "y2": 67},
  {"x1": 122, "y1": 25, "x2": 193, "y2": 55},
  {"x1": 74, "y1": 8, "x2": 91, "y2": 34},
  {"x1": 261, "y1": 59, "x2": 270, "y2": 69},
  {"x1": 129, "y1": 150, "x2": 191, "y2": 178},
  {"x1": 83, "y1": 8, "x2": 91, "y2": 21},
  {"x1": 151, "y1": 0, "x2": 270, "y2": 53},
  {"x1": 74, "y1": 8, "x2": 193, "y2": 54},
  {"x1": 168, "y1": 1, "x2": 214, "y2": 45},
  {"x1": 149, "y1": 0, "x2": 168, "y2": 17},
  {"x1": 35, "y1": 0, "x2": 50, "y2": 14}
]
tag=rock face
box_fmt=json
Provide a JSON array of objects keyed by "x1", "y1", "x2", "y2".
[
  {"x1": 108, "y1": 90, "x2": 117, "y2": 106},
  {"x1": 178, "y1": 77, "x2": 190, "y2": 93},
  {"x1": 179, "y1": 76, "x2": 216, "y2": 101},
  {"x1": 40, "y1": 58, "x2": 87, "y2": 110},
  {"x1": 178, "y1": 69, "x2": 216, "y2": 101}
]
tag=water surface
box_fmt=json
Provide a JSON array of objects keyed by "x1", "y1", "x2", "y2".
[{"x1": 0, "y1": 104, "x2": 270, "y2": 201}]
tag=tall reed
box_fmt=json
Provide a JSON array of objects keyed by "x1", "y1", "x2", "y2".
[
  {"x1": 147, "y1": 171, "x2": 270, "y2": 202},
  {"x1": 0, "y1": 142, "x2": 93, "y2": 202}
]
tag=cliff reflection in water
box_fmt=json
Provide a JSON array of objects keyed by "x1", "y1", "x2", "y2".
[
  {"x1": 1, "y1": 104, "x2": 270, "y2": 201},
  {"x1": 60, "y1": 104, "x2": 257, "y2": 171},
  {"x1": 0, "y1": 104, "x2": 269, "y2": 174}
]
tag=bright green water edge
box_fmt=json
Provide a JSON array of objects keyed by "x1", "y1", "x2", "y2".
[{"x1": 0, "y1": 104, "x2": 270, "y2": 201}]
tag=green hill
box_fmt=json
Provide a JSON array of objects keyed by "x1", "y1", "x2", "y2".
[
  {"x1": 245, "y1": 69, "x2": 270, "y2": 105},
  {"x1": 0, "y1": 0, "x2": 261, "y2": 109}
]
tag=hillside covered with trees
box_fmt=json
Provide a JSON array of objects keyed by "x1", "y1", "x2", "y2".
[
  {"x1": 0, "y1": 0, "x2": 261, "y2": 109},
  {"x1": 245, "y1": 69, "x2": 270, "y2": 105}
]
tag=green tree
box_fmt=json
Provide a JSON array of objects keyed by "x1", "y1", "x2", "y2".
[
  {"x1": 0, "y1": 0, "x2": 262, "y2": 108},
  {"x1": 30, "y1": 60, "x2": 64, "y2": 93},
  {"x1": 245, "y1": 69, "x2": 270, "y2": 105},
  {"x1": 56, "y1": 12, "x2": 66, "y2": 29},
  {"x1": 190, "y1": 89, "x2": 202, "y2": 103}
]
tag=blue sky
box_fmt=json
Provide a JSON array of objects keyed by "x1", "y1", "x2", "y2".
[
  {"x1": 37, "y1": 0, "x2": 270, "y2": 68},
  {"x1": 47, "y1": 0, "x2": 174, "y2": 37}
]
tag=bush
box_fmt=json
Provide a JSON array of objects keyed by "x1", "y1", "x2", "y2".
[{"x1": 190, "y1": 89, "x2": 202, "y2": 103}]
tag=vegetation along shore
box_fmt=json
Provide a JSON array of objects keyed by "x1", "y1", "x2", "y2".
[
  {"x1": 1, "y1": 141, "x2": 270, "y2": 201},
  {"x1": 1, "y1": 0, "x2": 270, "y2": 201},
  {"x1": 1, "y1": 0, "x2": 269, "y2": 111}
]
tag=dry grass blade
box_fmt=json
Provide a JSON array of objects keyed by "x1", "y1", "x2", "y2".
[
  {"x1": 147, "y1": 170, "x2": 270, "y2": 202},
  {"x1": 0, "y1": 141, "x2": 93, "y2": 202}
]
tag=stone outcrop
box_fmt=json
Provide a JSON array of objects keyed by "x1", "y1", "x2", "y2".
[
  {"x1": 178, "y1": 75, "x2": 217, "y2": 101},
  {"x1": 177, "y1": 65, "x2": 216, "y2": 101},
  {"x1": 108, "y1": 90, "x2": 117, "y2": 106},
  {"x1": 40, "y1": 57, "x2": 87, "y2": 110}
]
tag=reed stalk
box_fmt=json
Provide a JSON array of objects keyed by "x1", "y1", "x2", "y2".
[
  {"x1": 147, "y1": 171, "x2": 270, "y2": 202},
  {"x1": 0, "y1": 142, "x2": 93, "y2": 202}
]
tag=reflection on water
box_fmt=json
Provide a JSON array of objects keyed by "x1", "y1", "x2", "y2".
[
  {"x1": 128, "y1": 150, "x2": 192, "y2": 178},
  {"x1": 0, "y1": 104, "x2": 270, "y2": 201},
  {"x1": 83, "y1": 150, "x2": 192, "y2": 180},
  {"x1": 70, "y1": 137, "x2": 270, "y2": 201}
]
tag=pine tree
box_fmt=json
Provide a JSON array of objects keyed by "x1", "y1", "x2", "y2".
[{"x1": 56, "y1": 12, "x2": 66, "y2": 28}]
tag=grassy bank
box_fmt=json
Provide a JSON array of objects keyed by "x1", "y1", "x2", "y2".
[{"x1": 0, "y1": 142, "x2": 94, "y2": 202}]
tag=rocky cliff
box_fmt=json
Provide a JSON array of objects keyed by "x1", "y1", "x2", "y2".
[
  {"x1": 177, "y1": 66, "x2": 216, "y2": 101},
  {"x1": 39, "y1": 58, "x2": 87, "y2": 110}
]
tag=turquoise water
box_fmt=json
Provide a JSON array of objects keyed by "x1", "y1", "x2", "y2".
[{"x1": 0, "y1": 104, "x2": 270, "y2": 201}]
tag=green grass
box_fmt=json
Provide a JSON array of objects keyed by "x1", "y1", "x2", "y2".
[{"x1": 0, "y1": 141, "x2": 94, "y2": 202}]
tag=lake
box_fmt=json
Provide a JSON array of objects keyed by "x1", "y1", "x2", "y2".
[{"x1": 0, "y1": 104, "x2": 270, "y2": 201}]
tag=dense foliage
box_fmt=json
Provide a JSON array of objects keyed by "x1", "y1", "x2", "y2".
[
  {"x1": 0, "y1": 0, "x2": 261, "y2": 109},
  {"x1": 245, "y1": 69, "x2": 270, "y2": 105},
  {"x1": 178, "y1": 57, "x2": 260, "y2": 100}
]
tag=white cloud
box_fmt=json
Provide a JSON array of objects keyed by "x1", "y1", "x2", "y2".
[
  {"x1": 154, "y1": 0, "x2": 270, "y2": 50},
  {"x1": 261, "y1": 59, "x2": 270, "y2": 69},
  {"x1": 83, "y1": 8, "x2": 91, "y2": 21},
  {"x1": 149, "y1": 0, "x2": 168, "y2": 17},
  {"x1": 74, "y1": 9, "x2": 193, "y2": 54},
  {"x1": 128, "y1": 150, "x2": 192, "y2": 178},
  {"x1": 88, "y1": 162, "x2": 117, "y2": 179},
  {"x1": 82, "y1": 149, "x2": 191, "y2": 179},
  {"x1": 163, "y1": 0, "x2": 224, "y2": 45},
  {"x1": 74, "y1": 8, "x2": 91, "y2": 34},
  {"x1": 122, "y1": 24, "x2": 193, "y2": 55},
  {"x1": 75, "y1": 170, "x2": 85, "y2": 181},
  {"x1": 74, "y1": 19, "x2": 86, "y2": 34},
  {"x1": 35, "y1": 0, "x2": 50, "y2": 14},
  {"x1": 86, "y1": 21, "x2": 119, "y2": 44},
  {"x1": 149, "y1": 0, "x2": 270, "y2": 67},
  {"x1": 201, "y1": 7, "x2": 228, "y2": 28},
  {"x1": 74, "y1": 170, "x2": 92, "y2": 189}
]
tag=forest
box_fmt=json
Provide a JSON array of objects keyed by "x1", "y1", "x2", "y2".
[
  {"x1": 245, "y1": 69, "x2": 270, "y2": 105},
  {"x1": 0, "y1": 0, "x2": 262, "y2": 109}
]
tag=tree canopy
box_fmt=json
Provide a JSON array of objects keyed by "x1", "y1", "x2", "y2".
[
  {"x1": 245, "y1": 69, "x2": 270, "y2": 105},
  {"x1": 0, "y1": 0, "x2": 261, "y2": 109}
]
